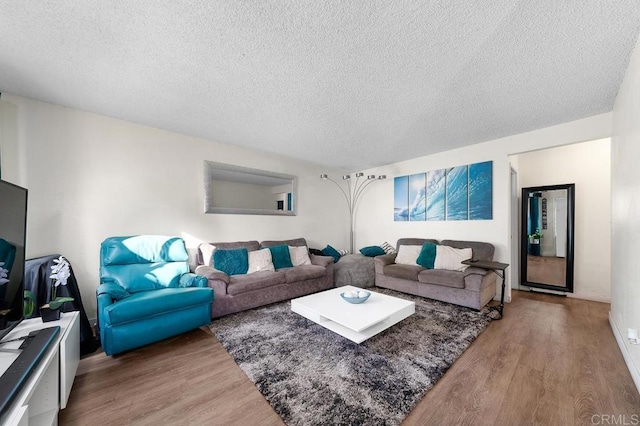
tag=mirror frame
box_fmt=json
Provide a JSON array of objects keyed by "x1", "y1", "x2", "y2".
[
  {"x1": 520, "y1": 183, "x2": 575, "y2": 293},
  {"x1": 203, "y1": 161, "x2": 297, "y2": 216}
]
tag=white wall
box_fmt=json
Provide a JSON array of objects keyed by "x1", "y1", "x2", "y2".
[
  {"x1": 0, "y1": 95, "x2": 349, "y2": 318},
  {"x1": 355, "y1": 113, "x2": 612, "y2": 303},
  {"x1": 514, "y1": 139, "x2": 612, "y2": 302},
  {"x1": 611, "y1": 33, "x2": 640, "y2": 392}
]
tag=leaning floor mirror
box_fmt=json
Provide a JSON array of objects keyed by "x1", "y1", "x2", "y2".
[
  {"x1": 520, "y1": 183, "x2": 575, "y2": 292},
  {"x1": 203, "y1": 161, "x2": 297, "y2": 215}
]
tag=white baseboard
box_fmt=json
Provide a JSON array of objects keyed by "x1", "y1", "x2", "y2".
[
  {"x1": 521, "y1": 286, "x2": 566, "y2": 296},
  {"x1": 518, "y1": 286, "x2": 611, "y2": 303},
  {"x1": 609, "y1": 312, "x2": 640, "y2": 394},
  {"x1": 568, "y1": 292, "x2": 611, "y2": 303}
]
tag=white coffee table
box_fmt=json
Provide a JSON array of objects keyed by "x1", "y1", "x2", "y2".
[{"x1": 291, "y1": 286, "x2": 415, "y2": 343}]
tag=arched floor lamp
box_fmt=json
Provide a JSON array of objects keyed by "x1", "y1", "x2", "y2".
[{"x1": 320, "y1": 173, "x2": 386, "y2": 254}]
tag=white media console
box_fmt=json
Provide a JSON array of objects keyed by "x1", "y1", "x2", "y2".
[{"x1": 0, "y1": 312, "x2": 80, "y2": 426}]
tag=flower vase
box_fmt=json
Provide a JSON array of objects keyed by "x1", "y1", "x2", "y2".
[{"x1": 40, "y1": 306, "x2": 61, "y2": 323}]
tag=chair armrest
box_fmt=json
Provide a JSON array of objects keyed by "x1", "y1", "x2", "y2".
[
  {"x1": 179, "y1": 272, "x2": 208, "y2": 288},
  {"x1": 310, "y1": 254, "x2": 334, "y2": 267},
  {"x1": 96, "y1": 282, "x2": 129, "y2": 336},
  {"x1": 374, "y1": 253, "x2": 397, "y2": 274},
  {"x1": 96, "y1": 282, "x2": 130, "y2": 301},
  {"x1": 195, "y1": 265, "x2": 230, "y2": 284}
]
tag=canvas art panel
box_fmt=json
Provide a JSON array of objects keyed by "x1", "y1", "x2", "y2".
[
  {"x1": 426, "y1": 169, "x2": 446, "y2": 221},
  {"x1": 468, "y1": 161, "x2": 493, "y2": 220},
  {"x1": 446, "y1": 165, "x2": 468, "y2": 220},
  {"x1": 408, "y1": 173, "x2": 426, "y2": 221},
  {"x1": 394, "y1": 176, "x2": 409, "y2": 221}
]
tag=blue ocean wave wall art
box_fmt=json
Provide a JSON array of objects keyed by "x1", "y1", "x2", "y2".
[
  {"x1": 409, "y1": 173, "x2": 426, "y2": 221},
  {"x1": 446, "y1": 165, "x2": 469, "y2": 220},
  {"x1": 393, "y1": 161, "x2": 493, "y2": 221},
  {"x1": 394, "y1": 176, "x2": 409, "y2": 221},
  {"x1": 469, "y1": 161, "x2": 493, "y2": 220},
  {"x1": 426, "y1": 169, "x2": 446, "y2": 221}
]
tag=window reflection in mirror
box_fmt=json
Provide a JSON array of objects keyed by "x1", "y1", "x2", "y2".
[{"x1": 203, "y1": 161, "x2": 296, "y2": 215}]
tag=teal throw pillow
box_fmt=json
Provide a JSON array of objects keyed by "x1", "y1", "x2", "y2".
[
  {"x1": 213, "y1": 248, "x2": 249, "y2": 275},
  {"x1": 360, "y1": 245, "x2": 386, "y2": 257},
  {"x1": 416, "y1": 242, "x2": 437, "y2": 269},
  {"x1": 321, "y1": 245, "x2": 341, "y2": 263},
  {"x1": 269, "y1": 245, "x2": 293, "y2": 269}
]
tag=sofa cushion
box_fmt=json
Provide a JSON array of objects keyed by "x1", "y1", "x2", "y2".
[
  {"x1": 289, "y1": 245, "x2": 311, "y2": 266},
  {"x1": 261, "y1": 238, "x2": 308, "y2": 249},
  {"x1": 102, "y1": 262, "x2": 188, "y2": 293},
  {"x1": 380, "y1": 241, "x2": 397, "y2": 254},
  {"x1": 269, "y1": 245, "x2": 294, "y2": 269},
  {"x1": 395, "y1": 245, "x2": 422, "y2": 266},
  {"x1": 282, "y1": 265, "x2": 327, "y2": 283},
  {"x1": 321, "y1": 245, "x2": 341, "y2": 263},
  {"x1": 102, "y1": 235, "x2": 189, "y2": 265},
  {"x1": 227, "y1": 271, "x2": 286, "y2": 296},
  {"x1": 198, "y1": 241, "x2": 260, "y2": 266},
  {"x1": 416, "y1": 242, "x2": 437, "y2": 269},
  {"x1": 441, "y1": 240, "x2": 494, "y2": 261},
  {"x1": 396, "y1": 238, "x2": 438, "y2": 251},
  {"x1": 418, "y1": 269, "x2": 466, "y2": 288},
  {"x1": 383, "y1": 263, "x2": 425, "y2": 281},
  {"x1": 360, "y1": 246, "x2": 386, "y2": 257},
  {"x1": 103, "y1": 287, "x2": 213, "y2": 326},
  {"x1": 247, "y1": 248, "x2": 275, "y2": 274},
  {"x1": 213, "y1": 248, "x2": 249, "y2": 276},
  {"x1": 434, "y1": 245, "x2": 472, "y2": 272}
]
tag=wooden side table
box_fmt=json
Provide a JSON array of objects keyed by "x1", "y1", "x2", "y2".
[{"x1": 462, "y1": 259, "x2": 509, "y2": 319}]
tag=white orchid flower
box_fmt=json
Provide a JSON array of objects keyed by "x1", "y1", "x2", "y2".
[
  {"x1": 49, "y1": 256, "x2": 71, "y2": 287},
  {"x1": 0, "y1": 261, "x2": 8, "y2": 286}
]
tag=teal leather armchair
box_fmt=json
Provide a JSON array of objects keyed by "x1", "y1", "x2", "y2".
[{"x1": 97, "y1": 235, "x2": 213, "y2": 356}]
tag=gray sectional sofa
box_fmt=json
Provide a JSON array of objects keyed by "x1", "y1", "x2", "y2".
[
  {"x1": 195, "y1": 238, "x2": 334, "y2": 318},
  {"x1": 374, "y1": 238, "x2": 497, "y2": 310}
]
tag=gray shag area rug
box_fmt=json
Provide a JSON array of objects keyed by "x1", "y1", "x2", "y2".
[{"x1": 210, "y1": 288, "x2": 492, "y2": 426}]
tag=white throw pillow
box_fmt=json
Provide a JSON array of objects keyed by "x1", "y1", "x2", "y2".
[
  {"x1": 395, "y1": 245, "x2": 422, "y2": 266},
  {"x1": 434, "y1": 246, "x2": 473, "y2": 271},
  {"x1": 289, "y1": 245, "x2": 311, "y2": 266},
  {"x1": 199, "y1": 243, "x2": 216, "y2": 267},
  {"x1": 247, "y1": 248, "x2": 275, "y2": 274}
]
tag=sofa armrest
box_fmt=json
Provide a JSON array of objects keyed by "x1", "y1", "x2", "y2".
[
  {"x1": 374, "y1": 253, "x2": 397, "y2": 274},
  {"x1": 463, "y1": 267, "x2": 489, "y2": 277},
  {"x1": 96, "y1": 281, "x2": 129, "y2": 338},
  {"x1": 195, "y1": 265, "x2": 230, "y2": 284},
  {"x1": 96, "y1": 282, "x2": 130, "y2": 301},
  {"x1": 179, "y1": 272, "x2": 208, "y2": 288},
  {"x1": 310, "y1": 254, "x2": 334, "y2": 267},
  {"x1": 465, "y1": 270, "x2": 497, "y2": 292}
]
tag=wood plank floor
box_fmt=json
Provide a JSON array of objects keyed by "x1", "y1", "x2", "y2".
[{"x1": 60, "y1": 290, "x2": 640, "y2": 425}]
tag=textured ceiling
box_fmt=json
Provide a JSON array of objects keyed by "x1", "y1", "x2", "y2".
[{"x1": 1, "y1": 1, "x2": 639, "y2": 170}]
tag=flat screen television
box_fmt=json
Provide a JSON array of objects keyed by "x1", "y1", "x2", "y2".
[{"x1": 0, "y1": 179, "x2": 27, "y2": 342}]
